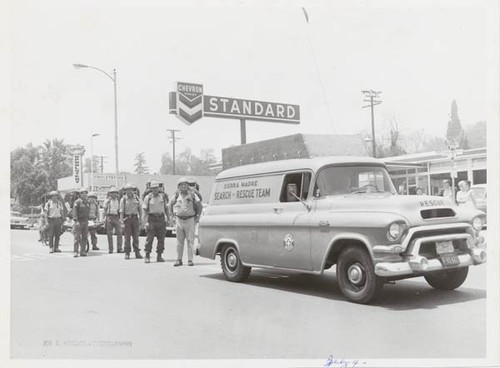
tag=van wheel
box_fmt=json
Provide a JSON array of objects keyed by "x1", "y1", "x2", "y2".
[
  {"x1": 337, "y1": 246, "x2": 383, "y2": 304},
  {"x1": 220, "y1": 245, "x2": 251, "y2": 282},
  {"x1": 424, "y1": 267, "x2": 468, "y2": 290}
]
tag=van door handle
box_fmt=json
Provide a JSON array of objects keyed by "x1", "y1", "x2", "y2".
[
  {"x1": 318, "y1": 221, "x2": 330, "y2": 227},
  {"x1": 273, "y1": 207, "x2": 283, "y2": 214}
]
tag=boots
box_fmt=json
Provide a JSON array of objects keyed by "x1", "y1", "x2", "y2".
[
  {"x1": 145, "y1": 253, "x2": 150, "y2": 263},
  {"x1": 157, "y1": 254, "x2": 165, "y2": 263},
  {"x1": 125, "y1": 253, "x2": 130, "y2": 260},
  {"x1": 135, "y1": 251, "x2": 143, "y2": 259}
]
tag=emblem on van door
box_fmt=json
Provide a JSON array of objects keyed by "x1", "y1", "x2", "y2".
[{"x1": 283, "y1": 234, "x2": 295, "y2": 251}]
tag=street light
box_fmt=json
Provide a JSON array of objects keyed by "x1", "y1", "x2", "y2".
[
  {"x1": 90, "y1": 133, "x2": 100, "y2": 192},
  {"x1": 73, "y1": 63, "x2": 119, "y2": 188}
]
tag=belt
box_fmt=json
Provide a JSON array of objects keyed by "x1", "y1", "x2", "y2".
[
  {"x1": 124, "y1": 214, "x2": 138, "y2": 218},
  {"x1": 176, "y1": 215, "x2": 195, "y2": 220},
  {"x1": 148, "y1": 213, "x2": 165, "y2": 217},
  {"x1": 107, "y1": 214, "x2": 119, "y2": 217}
]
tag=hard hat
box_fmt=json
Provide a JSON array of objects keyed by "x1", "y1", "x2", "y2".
[
  {"x1": 108, "y1": 187, "x2": 118, "y2": 193},
  {"x1": 177, "y1": 177, "x2": 189, "y2": 186},
  {"x1": 124, "y1": 183, "x2": 136, "y2": 190},
  {"x1": 88, "y1": 192, "x2": 97, "y2": 198},
  {"x1": 49, "y1": 190, "x2": 59, "y2": 196},
  {"x1": 149, "y1": 181, "x2": 160, "y2": 188},
  {"x1": 79, "y1": 187, "x2": 89, "y2": 194}
]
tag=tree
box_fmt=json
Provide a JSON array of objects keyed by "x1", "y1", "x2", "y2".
[
  {"x1": 374, "y1": 117, "x2": 407, "y2": 158},
  {"x1": 83, "y1": 156, "x2": 100, "y2": 173},
  {"x1": 159, "y1": 148, "x2": 218, "y2": 175},
  {"x1": 39, "y1": 139, "x2": 73, "y2": 189},
  {"x1": 465, "y1": 121, "x2": 486, "y2": 148},
  {"x1": 159, "y1": 152, "x2": 174, "y2": 175},
  {"x1": 446, "y1": 100, "x2": 465, "y2": 147},
  {"x1": 134, "y1": 152, "x2": 149, "y2": 174}
]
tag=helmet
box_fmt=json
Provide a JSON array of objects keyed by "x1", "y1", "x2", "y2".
[
  {"x1": 88, "y1": 192, "x2": 97, "y2": 198},
  {"x1": 79, "y1": 187, "x2": 88, "y2": 194},
  {"x1": 177, "y1": 177, "x2": 189, "y2": 186},
  {"x1": 49, "y1": 190, "x2": 59, "y2": 196},
  {"x1": 124, "y1": 183, "x2": 136, "y2": 190},
  {"x1": 108, "y1": 187, "x2": 119, "y2": 193},
  {"x1": 149, "y1": 181, "x2": 160, "y2": 188}
]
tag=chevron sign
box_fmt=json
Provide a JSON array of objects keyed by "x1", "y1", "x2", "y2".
[
  {"x1": 169, "y1": 82, "x2": 301, "y2": 127},
  {"x1": 171, "y1": 82, "x2": 204, "y2": 125}
]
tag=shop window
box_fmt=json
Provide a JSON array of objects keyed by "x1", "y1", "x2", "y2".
[{"x1": 473, "y1": 170, "x2": 487, "y2": 184}]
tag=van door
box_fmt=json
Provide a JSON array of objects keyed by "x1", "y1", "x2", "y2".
[{"x1": 267, "y1": 171, "x2": 313, "y2": 270}]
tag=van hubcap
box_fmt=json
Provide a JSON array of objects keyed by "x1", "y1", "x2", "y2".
[
  {"x1": 227, "y1": 252, "x2": 237, "y2": 269},
  {"x1": 348, "y1": 263, "x2": 365, "y2": 285}
]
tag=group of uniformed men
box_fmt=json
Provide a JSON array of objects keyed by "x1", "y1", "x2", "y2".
[{"x1": 42, "y1": 178, "x2": 202, "y2": 266}]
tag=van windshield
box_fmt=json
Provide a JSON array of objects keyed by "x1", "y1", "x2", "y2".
[{"x1": 315, "y1": 165, "x2": 397, "y2": 197}]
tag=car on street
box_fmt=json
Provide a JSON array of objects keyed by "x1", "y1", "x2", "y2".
[
  {"x1": 470, "y1": 184, "x2": 487, "y2": 213},
  {"x1": 198, "y1": 156, "x2": 487, "y2": 304},
  {"x1": 10, "y1": 211, "x2": 30, "y2": 230}
]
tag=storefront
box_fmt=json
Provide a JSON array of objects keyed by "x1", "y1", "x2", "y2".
[{"x1": 385, "y1": 147, "x2": 487, "y2": 195}]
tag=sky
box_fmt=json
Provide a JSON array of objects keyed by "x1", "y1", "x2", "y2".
[{"x1": 5, "y1": 0, "x2": 499, "y2": 174}]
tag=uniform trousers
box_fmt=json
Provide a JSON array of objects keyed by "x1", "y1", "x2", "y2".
[
  {"x1": 47, "y1": 217, "x2": 63, "y2": 250},
  {"x1": 74, "y1": 220, "x2": 89, "y2": 254},
  {"x1": 123, "y1": 215, "x2": 140, "y2": 253},
  {"x1": 176, "y1": 217, "x2": 196, "y2": 262},
  {"x1": 106, "y1": 215, "x2": 123, "y2": 252},
  {"x1": 144, "y1": 215, "x2": 166, "y2": 254}
]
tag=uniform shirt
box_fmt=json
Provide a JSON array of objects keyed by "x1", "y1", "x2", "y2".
[
  {"x1": 170, "y1": 191, "x2": 200, "y2": 217},
  {"x1": 44, "y1": 199, "x2": 63, "y2": 218},
  {"x1": 143, "y1": 193, "x2": 168, "y2": 215},
  {"x1": 89, "y1": 202, "x2": 100, "y2": 220},
  {"x1": 103, "y1": 197, "x2": 120, "y2": 215},
  {"x1": 73, "y1": 198, "x2": 90, "y2": 221},
  {"x1": 120, "y1": 195, "x2": 142, "y2": 216}
]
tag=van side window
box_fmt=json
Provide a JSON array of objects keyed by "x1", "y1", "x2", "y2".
[{"x1": 280, "y1": 172, "x2": 312, "y2": 202}]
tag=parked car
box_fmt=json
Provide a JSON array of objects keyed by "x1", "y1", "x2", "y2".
[
  {"x1": 198, "y1": 156, "x2": 487, "y2": 304},
  {"x1": 470, "y1": 184, "x2": 487, "y2": 213},
  {"x1": 470, "y1": 184, "x2": 487, "y2": 229},
  {"x1": 10, "y1": 211, "x2": 30, "y2": 229}
]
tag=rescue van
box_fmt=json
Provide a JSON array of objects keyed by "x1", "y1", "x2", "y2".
[{"x1": 198, "y1": 156, "x2": 487, "y2": 304}]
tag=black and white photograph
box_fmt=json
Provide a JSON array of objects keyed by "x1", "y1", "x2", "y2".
[{"x1": 1, "y1": 0, "x2": 499, "y2": 367}]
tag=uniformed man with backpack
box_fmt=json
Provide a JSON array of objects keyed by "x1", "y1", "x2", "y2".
[
  {"x1": 120, "y1": 183, "x2": 143, "y2": 260},
  {"x1": 87, "y1": 192, "x2": 101, "y2": 252},
  {"x1": 72, "y1": 187, "x2": 91, "y2": 257},
  {"x1": 142, "y1": 181, "x2": 170, "y2": 263},
  {"x1": 44, "y1": 190, "x2": 65, "y2": 253},
  {"x1": 103, "y1": 187, "x2": 123, "y2": 253},
  {"x1": 169, "y1": 177, "x2": 202, "y2": 267}
]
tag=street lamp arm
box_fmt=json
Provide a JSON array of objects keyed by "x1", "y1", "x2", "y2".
[{"x1": 73, "y1": 63, "x2": 115, "y2": 82}]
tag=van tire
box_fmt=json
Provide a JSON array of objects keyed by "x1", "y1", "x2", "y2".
[
  {"x1": 424, "y1": 267, "x2": 468, "y2": 290},
  {"x1": 220, "y1": 245, "x2": 251, "y2": 282},
  {"x1": 337, "y1": 245, "x2": 383, "y2": 304}
]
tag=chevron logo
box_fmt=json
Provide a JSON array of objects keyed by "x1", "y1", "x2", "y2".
[{"x1": 175, "y1": 82, "x2": 204, "y2": 125}]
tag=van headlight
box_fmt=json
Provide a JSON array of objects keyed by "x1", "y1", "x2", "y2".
[
  {"x1": 387, "y1": 222, "x2": 406, "y2": 242},
  {"x1": 472, "y1": 216, "x2": 483, "y2": 231}
]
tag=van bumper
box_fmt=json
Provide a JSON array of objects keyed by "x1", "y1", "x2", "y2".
[{"x1": 374, "y1": 248, "x2": 487, "y2": 277}]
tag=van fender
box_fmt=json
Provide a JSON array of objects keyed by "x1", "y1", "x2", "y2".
[
  {"x1": 320, "y1": 233, "x2": 374, "y2": 272},
  {"x1": 214, "y1": 238, "x2": 242, "y2": 260}
]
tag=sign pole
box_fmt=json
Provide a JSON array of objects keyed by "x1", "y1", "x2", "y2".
[{"x1": 240, "y1": 119, "x2": 247, "y2": 145}]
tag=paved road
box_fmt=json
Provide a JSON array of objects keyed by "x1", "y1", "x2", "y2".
[{"x1": 10, "y1": 229, "x2": 487, "y2": 360}]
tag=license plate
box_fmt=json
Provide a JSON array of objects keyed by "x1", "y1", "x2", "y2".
[
  {"x1": 436, "y1": 240, "x2": 454, "y2": 255},
  {"x1": 440, "y1": 254, "x2": 460, "y2": 267}
]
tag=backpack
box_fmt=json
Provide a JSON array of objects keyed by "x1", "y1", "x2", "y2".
[
  {"x1": 172, "y1": 190, "x2": 202, "y2": 216},
  {"x1": 145, "y1": 192, "x2": 169, "y2": 213}
]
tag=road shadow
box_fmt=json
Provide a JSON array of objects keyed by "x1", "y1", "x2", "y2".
[{"x1": 201, "y1": 269, "x2": 486, "y2": 310}]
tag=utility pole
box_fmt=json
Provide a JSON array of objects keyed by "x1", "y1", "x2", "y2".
[
  {"x1": 96, "y1": 155, "x2": 108, "y2": 173},
  {"x1": 362, "y1": 90, "x2": 382, "y2": 158},
  {"x1": 167, "y1": 129, "x2": 181, "y2": 175}
]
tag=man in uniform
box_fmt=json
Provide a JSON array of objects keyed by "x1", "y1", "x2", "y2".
[
  {"x1": 120, "y1": 183, "x2": 143, "y2": 260},
  {"x1": 142, "y1": 181, "x2": 170, "y2": 263},
  {"x1": 169, "y1": 178, "x2": 202, "y2": 267},
  {"x1": 87, "y1": 192, "x2": 101, "y2": 252},
  {"x1": 44, "y1": 191, "x2": 65, "y2": 253},
  {"x1": 103, "y1": 187, "x2": 123, "y2": 253},
  {"x1": 72, "y1": 187, "x2": 90, "y2": 257}
]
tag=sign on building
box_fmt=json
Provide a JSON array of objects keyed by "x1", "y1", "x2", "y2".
[{"x1": 69, "y1": 145, "x2": 85, "y2": 188}]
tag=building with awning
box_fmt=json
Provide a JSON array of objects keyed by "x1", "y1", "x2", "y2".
[{"x1": 384, "y1": 147, "x2": 486, "y2": 195}]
